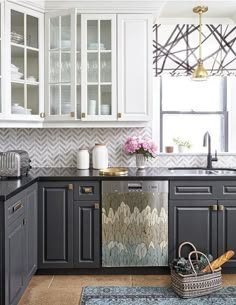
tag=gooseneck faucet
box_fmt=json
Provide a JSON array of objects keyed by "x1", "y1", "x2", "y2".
[{"x1": 203, "y1": 131, "x2": 218, "y2": 169}]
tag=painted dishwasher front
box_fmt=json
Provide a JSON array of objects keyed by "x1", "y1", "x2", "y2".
[{"x1": 102, "y1": 180, "x2": 168, "y2": 267}]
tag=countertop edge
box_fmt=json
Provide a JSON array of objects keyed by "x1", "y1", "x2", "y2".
[{"x1": 2, "y1": 167, "x2": 236, "y2": 201}]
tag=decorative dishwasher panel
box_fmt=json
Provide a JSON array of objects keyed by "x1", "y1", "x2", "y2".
[{"x1": 102, "y1": 181, "x2": 168, "y2": 267}]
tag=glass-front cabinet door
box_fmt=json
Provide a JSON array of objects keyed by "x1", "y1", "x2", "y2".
[
  {"x1": 6, "y1": 3, "x2": 44, "y2": 118},
  {"x1": 81, "y1": 14, "x2": 116, "y2": 121},
  {"x1": 45, "y1": 10, "x2": 76, "y2": 120}
]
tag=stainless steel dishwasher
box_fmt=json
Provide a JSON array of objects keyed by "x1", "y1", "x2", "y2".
[{"x1": 102, "y1": 180, "x2": 168, "y2": 267}]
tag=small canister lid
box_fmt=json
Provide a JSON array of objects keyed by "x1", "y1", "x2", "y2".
[{"x1": 95, "y1": 143, "x2": 106, "y2": 146}]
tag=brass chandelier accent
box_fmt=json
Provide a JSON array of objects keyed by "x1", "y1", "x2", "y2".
[{"x1": 192, "y1": 5, "x2": 208, "y2": 81}]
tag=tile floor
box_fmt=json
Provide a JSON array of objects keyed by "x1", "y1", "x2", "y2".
[{"x1": 18, "y1": 274, "x2": 236, "y2": 305}]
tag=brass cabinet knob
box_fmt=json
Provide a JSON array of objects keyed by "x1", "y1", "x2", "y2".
[
  {"x1": 211, "y1": 205, "x2": 217, "y2": 211},
  {"x1": 218, "y1": 204, "x2": 224, "y2": 211},
  {"x1": 117, "y1": 113, "x2": 122, "y2": 119},
  {"x1": 40, "y1": 112, "x2": 45, "y2": 118},
  {"x1": 81, "y1": 112, "x2": 86, "y2": 119},
  {"x1": 68, "y1": 184, "x2": 73, "y2": 191}
]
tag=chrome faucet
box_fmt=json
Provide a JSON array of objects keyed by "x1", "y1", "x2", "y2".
[{"x1": 203, "y1": 132, "x2": 218, "y2": 169}]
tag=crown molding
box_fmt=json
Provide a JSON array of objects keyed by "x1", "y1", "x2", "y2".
[
  {"x1": 7, "y1": 0, "x2": 45, "y2": 12},
  {"x1": 44, "y1": 1, "x2": 164, "y2": 14}
]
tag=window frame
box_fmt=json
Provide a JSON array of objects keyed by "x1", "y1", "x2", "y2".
[{"x1": 159, "y1": 76, "x2": 229, "y2": 153}]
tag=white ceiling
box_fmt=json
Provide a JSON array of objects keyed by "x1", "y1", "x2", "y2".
[{"x1": 160, "y1": 1, "x2": 236, "y2": 19}]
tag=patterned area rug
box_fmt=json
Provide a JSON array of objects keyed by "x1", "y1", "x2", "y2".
[{"x1": 80, "y1": 286, "x2": 236, "y2": 305}]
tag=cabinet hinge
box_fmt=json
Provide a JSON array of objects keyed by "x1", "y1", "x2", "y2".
[
  {"x1": 40, "y1": 112, "x2": 45, "y2": 118},
  {"x1": 117, "y1": 112, "x2": 122, "y2": 119},
  {"x1": 81, "y1": 112, "x2": 86, "y2": 119},
  {"x1": 70, "y1": 112, "x2": 75, "y2": 118}
]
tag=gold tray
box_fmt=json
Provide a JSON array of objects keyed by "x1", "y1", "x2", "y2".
[{"x1": 99, "y1": 167, "x2": 128, "y2": 176}]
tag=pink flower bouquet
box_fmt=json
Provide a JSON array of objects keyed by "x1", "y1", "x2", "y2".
[{"x1": 124, "y1": 137, "x2": 157, "y2": 159}]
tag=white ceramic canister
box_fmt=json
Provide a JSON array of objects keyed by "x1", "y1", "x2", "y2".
[
  {"x1": 76, "y1": 149, "x2": 90, "y2": 169},
  {"x1": 92, "y1": 144, "x2": 108, "y2": 169}
]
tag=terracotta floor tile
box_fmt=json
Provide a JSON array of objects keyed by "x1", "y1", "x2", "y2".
[
  {"x1": 18, "y1": 287, "x2": 82, "y2": 305},
  {"x1": 27, "y1": 276, "x2": 54, "y2": 289},
  {"x1": 132, "y1": 275, "x2": 171, "y2": 287},
  {"x1": 51, "y1": 275, "x2": 132, "y2": 288},
  {"x1": 223, "y1": 274, "x2": 236, "y2": 286}
]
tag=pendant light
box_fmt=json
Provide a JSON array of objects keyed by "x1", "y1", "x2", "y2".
[{"x1": 192, "y1": 6, "x2": 208, "y2": 81}]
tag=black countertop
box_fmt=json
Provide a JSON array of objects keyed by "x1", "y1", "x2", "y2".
[{"x1": 1, "y1": 167, "x2": 236, "y2": 201}]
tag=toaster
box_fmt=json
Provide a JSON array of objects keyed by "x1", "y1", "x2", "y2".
[{"x1": 0, "y1": 150, "x2": 31, "y2": 178}]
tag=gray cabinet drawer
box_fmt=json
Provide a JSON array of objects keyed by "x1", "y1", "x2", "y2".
[
  {"x1": 6, "y1": 191, "x2": 25, "y2": 226},
  {"x1": 218, "y1": 182, "x2": 236, "y2": 199},
  {"x1": 170, "y1": 181, "x2": 218, "y2": 199},
  {"x1": 74, "y1": 181, "x2": 100, "y2": 201}
]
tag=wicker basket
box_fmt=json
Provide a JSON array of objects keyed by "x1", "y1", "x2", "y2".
[{"x1": 171, "y1": 242, "x2": 222, "y2": 298}]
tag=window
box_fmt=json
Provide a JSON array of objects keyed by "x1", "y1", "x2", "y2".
[{"x1": 159, "y1": 76, "x2": 228, "y2": 152}]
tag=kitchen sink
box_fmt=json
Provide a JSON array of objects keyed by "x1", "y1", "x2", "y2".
[{"x1": 168, "y1": 167, "x2": 236, "y2": 175}]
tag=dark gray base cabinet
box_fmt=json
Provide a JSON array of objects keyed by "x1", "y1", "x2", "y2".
[
  {"x1": 38, "y1": 182, "x2": 73, "y2": 269},
  {"x1": 74, "y1": 201, "x2": 100, "y2": 268},
  {"x1": 169, "y1": 199, "x2": 218, "y2": 261},
  {"x1": 218, "y1": 201, "x2": 236, "y2": 267},
  {"x1": 4, "y1": 183, "x2": 37, "y2": 305},
  {"x1": 38, "y1": 181, "x2": 101, "y2": 269},
  {"x1": 169, "y1": 181, "x2": 236, "y2": 268}
]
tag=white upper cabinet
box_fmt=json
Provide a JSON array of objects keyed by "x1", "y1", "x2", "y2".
[
  {"x1": 5, "y1": 2, "x2": 44, "y2": 120},
  {"x1": 117, "y1": 14, "x2": 152, "y2": 121},
  {"x1": 45, "y1": 10, "x2": 76, "y2": 120},
  {"x1": 0, "y1": 2, "x2": 153, "y2": 126},
  {"x1": 80, "y1": 14, "x2": 116, "y2": 121}
]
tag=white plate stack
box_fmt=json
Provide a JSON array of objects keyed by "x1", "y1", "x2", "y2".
[
  {"x1": 11, "y1": 103, "x2": 32, "y2": 115},
  {"x1": 101, "y1": 104, "x2": 110, "y2": 115},
  {"x1": 11, "y1": 64, "x2": 23, "y2": 80},
  {"x1": 88, "y1": 43, "x2": 105, "y2": 50}
]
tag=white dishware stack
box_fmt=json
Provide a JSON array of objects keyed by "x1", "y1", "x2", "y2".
[
  {"x1": 76, "y1": 149, "x2": 90, "y2": 169},
  {"x1": 101, "y1": 104, "x2": 110, "y2": 115},
  {"x1": 88, "y1": 100, "x2": 97, "y2": 115},
  {"x1": 11, "y1": 64, "x2": 23, "y2": 80},
  {"x1": 92, "y1": 144, "x2": 108, "y2": 169},
  {"x1": 11, "y1": 103, "x2": 32, "y2": 115}
]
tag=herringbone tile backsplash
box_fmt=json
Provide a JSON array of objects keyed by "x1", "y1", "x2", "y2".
[{"x1": 0, "y1": 128, "x2": 236, "y2": 168}]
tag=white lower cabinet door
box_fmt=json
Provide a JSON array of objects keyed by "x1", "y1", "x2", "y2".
[{"x1": 117, "y1": 14, "x2": 153, "y2": 121}]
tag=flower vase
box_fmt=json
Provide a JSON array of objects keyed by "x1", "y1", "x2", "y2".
[{"x1": 136, "y1": 154, "x2": 146, "y2": 169}]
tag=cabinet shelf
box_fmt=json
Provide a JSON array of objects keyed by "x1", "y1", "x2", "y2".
[
  {"x1": 11, "y1": 42, "x2": 39, "y2": 52},
  {"x1": 11, "y1": 80, "x2": 39, "y2": 85}
]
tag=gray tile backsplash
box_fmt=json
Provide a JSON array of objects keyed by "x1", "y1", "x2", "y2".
[{"x1": 0, "y1": 128, "x2": 236, "y2": 168}]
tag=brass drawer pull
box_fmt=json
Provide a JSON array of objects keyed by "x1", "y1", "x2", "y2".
[
  {"x1": 94, "y1": 203, "x2": 100, "y2": 209},
  {"x1": 68, "y1": 184, "x2": 73, "y2": 191},
  {"x1": 117, "y1": 112, "x2": 122, "y2": 119},
  {"x1": 70, "y1": 112, "x2": 75, "y2": 118},
  {"x1": 218, "y1": 205, "x2": 224, "y2": 211},
  {"x1": 81, "y1": 112, "x2": 86, "y2": 119},
  {"x1": 13, "y1": 201, "x2": 23, "y2": 212},
  {"x1": 82, "y1": 186, "x2": 93, "y2": 194},
  {"x1": 211, "y1": 205, "x2": 217, "y2": 211}
]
